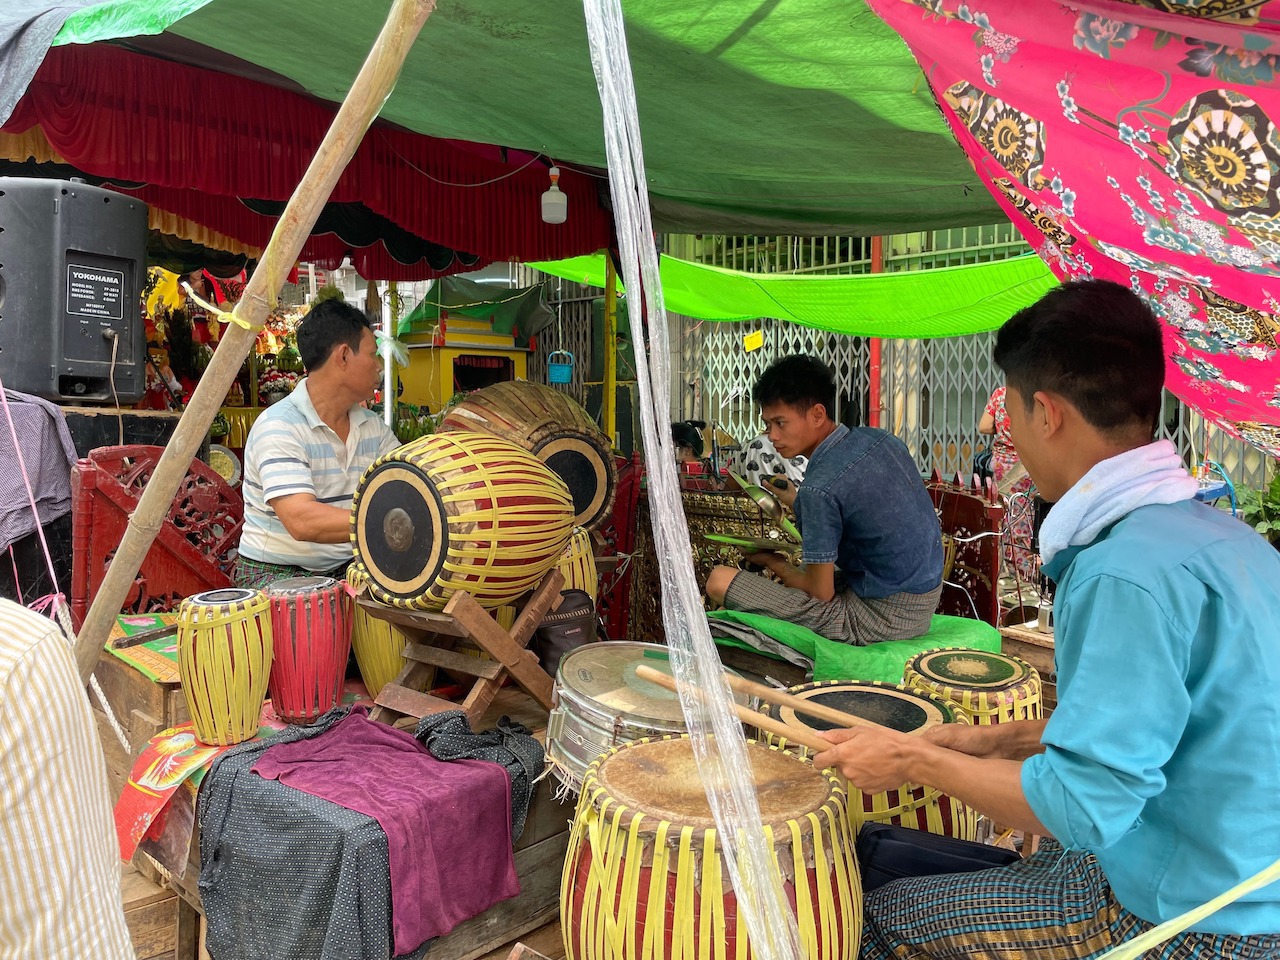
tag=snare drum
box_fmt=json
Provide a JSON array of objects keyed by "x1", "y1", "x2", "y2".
[
  {"x1": 177, "y1": 588, "x2": 273, "y2": 746},
  {"x1": 351, "y1": 430, "x2": 575, "y2": 611},
  {"x1": 563, "y1": 736, "x2": 861, "y2": 960},
  {"x1": 757, "y1": 680, "x2": 980, "y2": 840},
  {"x1": 438, "y1": 381, "x2": 618, "y2": 532},
  {"x1": 904, "y1": 647, "x2": 1043, "y2": 726},
  {"x1": 264, "y1": 576, "x2": 353, "y2": 724},
  {"x1": 547, "y1": 641, "x2": 750, "y2": 792}
]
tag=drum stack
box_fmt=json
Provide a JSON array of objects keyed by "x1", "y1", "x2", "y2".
[
  {"x1": 754, "y1": 680, "x2": 981, "y2": 841},
  {"x1": 562, "y1": 736, "x2": 862, "y2": 960},
  {"x1": 438, "y1": 381, "x2": 618, "y2": 533},
  {"x1": 350, "y1": 430, "x2": 575, "y2": 611}
]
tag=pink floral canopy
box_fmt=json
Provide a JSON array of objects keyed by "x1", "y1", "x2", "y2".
[{"x1": 868, "y1": 0, "x2": 1280, "y2": 459}]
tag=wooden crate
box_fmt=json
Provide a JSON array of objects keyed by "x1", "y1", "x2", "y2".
[
  {"x1": 121, "y1": 864, "x2": 177, "y2": 960},
  {"x1": 94, "y1": 647, "x2": 189, "y2": 799},
  {"x1": 999, "y1": 623, "x2": 1056, "y2": 712}
]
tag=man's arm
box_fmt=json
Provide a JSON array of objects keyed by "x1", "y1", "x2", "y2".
[
  {"x1": 270, "y1": 493, "x2": 353, "y2": 544},
  {"x1": 812, "y1": 723, "x2": 1050, "y2": 835},
  {"x1": 747, "y1": 554, "x2": 836, "y2": 602}
]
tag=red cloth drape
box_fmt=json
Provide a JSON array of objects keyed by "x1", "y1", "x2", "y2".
[{"x1": 2, "y1": 43, "x2": 612, "y2": 277}]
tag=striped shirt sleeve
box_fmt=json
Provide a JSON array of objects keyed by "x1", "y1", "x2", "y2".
[{"x1": 0, "y1": 602, "x2": 135, "y2": 959}]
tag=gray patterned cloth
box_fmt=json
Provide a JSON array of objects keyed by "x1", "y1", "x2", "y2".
[
  {"x1": 723, "y1": 570, "x2": 941, "y2": 645},
  {"x1": 198, "y1": 709, "x2": 427, "y2": 960},
  {"x1": 0, "y1": 391, "x2": 77, "y2": 553},
  {"x1": 414, "y1": 710, "x2": 544, "y2": 840}
]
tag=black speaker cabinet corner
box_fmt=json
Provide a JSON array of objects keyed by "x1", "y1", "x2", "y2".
[{"x1": 0, "y1": 178, "x2": 149, "y2": 403}]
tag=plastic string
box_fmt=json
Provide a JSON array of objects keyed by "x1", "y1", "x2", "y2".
[
  {"x1": 0, "y1": 378, "x2": 129, "y2": 751},
  {"x1": 581, "y1": 2, "x2": 804, "y2": 958}
]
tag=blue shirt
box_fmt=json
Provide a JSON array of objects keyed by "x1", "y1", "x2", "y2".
[
  {"x1": 241, "y1": 379, "x2": 399, "y2": 570},
  {"x1": 1023, "y1": 500, "x2": 1280, "y2": 934},
  {"x1": 794, "y1": 425, "x2": 943, "y2": 598}
]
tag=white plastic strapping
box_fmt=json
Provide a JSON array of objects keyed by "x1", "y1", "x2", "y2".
[{"x1": 581, "y1": 3, "x2": 804, "y2": 959}]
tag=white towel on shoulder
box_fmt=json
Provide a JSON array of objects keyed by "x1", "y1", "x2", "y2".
[{"x1": 1039, "y1": 439, "x2": 1199, "y2": 566}]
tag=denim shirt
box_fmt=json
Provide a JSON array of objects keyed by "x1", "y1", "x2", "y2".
[{"x1": 794, "y1": 425, "x2": 943, "y2": 598}]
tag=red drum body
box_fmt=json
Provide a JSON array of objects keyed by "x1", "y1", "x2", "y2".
[{"x1": 265, "y1": 576, "x2": 353, "y2": 724}]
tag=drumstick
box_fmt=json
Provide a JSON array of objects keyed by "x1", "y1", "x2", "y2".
[
  {"x1": 635, "y1": 664, "x2": 832, "y2": 754},
  {"x1": 721, "y1": 674, "x2": 887, "y2": 733}
]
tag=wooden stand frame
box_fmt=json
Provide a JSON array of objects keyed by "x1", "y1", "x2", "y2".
[{"x1": 362, "y1": 570, "x2": 563, "y2": 728}]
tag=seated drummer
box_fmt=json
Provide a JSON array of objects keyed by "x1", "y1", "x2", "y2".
[
  {"x1": 705, "y1": 355, "x2": 943, "y2": 644},
  {"x1": 815, "y1": 280, "x2": 1280, "y2": 958},
  {"x1": 235, "y1": 300, "x2": 399, "y2": 590}
]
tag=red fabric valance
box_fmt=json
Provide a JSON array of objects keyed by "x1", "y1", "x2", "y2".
[{"x1": 2, "y1": 43, "x2": 612, "y2": 275}]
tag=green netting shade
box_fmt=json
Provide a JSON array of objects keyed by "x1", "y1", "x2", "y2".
[{"x1": 531, "y1": 252, "x2": 1057, "y2": 338}]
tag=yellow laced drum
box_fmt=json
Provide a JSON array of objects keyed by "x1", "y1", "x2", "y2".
[
  {"x1": 757, "y1": 680, "x2": 980, "y2": 840},
  {"x1": 904, "y1": 647, "x2": 1043, "y2": 726},
  {"x1": 563, "y1": 736, "x2": 862, "y2": 960},
  {"x1": 556, "y1": 527, "x2": 598, "y2": 601},
  {"x1": 345, "y1": 567, "x2": 418, "y2": 698},
  {"x1": 176, "y1": 588, "x2": 273, "y2": 746},
  {"x1": 351, "y1": 431, "x2": 574, "y2": 611},
  {"x1": 438, "y1": 381, "x2": 618, "y2": 532}
]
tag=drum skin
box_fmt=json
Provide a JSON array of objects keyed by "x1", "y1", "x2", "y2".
[
  {"x1": 438, "y1": 381, "x2": 618, "y2": 532},
  {"x1": 758, "y1": 680, "x2": 980, "y2": 841},
  {"x1": 351, "y1": 430, "x2": 574, "y2": 611},
  {"x1": 563, "y1": 736, "x2": 862, "y2": 960},
  {"x1": 904, "y1": 647, "x2": 1043, "y2": 726}
]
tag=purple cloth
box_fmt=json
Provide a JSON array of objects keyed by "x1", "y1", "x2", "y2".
[
  {"x1": 252, "y1": 707, "x2": 519, "y2": 953},
  {"x1": 0, "y1": 391, "x2": 77, "y2": 553}
]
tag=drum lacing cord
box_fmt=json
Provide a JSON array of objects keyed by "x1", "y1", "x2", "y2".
[{"x1": 0, "y1": 376, "x2": 130, "y2": 752}]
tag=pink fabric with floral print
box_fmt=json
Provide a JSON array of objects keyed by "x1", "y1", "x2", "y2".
[{"x1": 868, "y1": 0, "x2": 1280, "y2": 459}]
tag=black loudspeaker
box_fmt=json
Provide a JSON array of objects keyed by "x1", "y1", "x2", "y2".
[
  {"x1": 590, "y1": 297, "x2": 638, "y2": 382},
  {"x1": 0, "y1": 178, "x2": 148, "y2": 403},
  {"x1": 585, "y1": 380, "x2": 642, "y2": 456}
]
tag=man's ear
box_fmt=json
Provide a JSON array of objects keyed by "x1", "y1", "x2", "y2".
[
  {"x1": 809, "y1": 402, "x2": 829, "y2": 426},
  {"x1": 1034, "y1": 390, "x2": 1065, "y2": 438}
]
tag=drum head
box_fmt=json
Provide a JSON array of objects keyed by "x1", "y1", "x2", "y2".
[
  {"x1": 594, "y1": 737, "x2": 831, "y2": 831},
  {"x1": 188, "y1": 587, "x2": 260, "y2": 607},
  {"x1": 535, "y1": 433, "x2": 615, "y2": 531},
  {"x1": 557, "y1": 642, "x2": 748, "y2": 726},
  {"x1": 765, "y1": 681, "x2": 957, "y2": 735},
  {"x1": 352, "y1": 458, "x2": 448, "y2": 600},
  {"x1": 909, "y1": 649, "x2": 1032, "y2": 691},
  {"x1": 264, "y1": 576, "x2": 338, "y2": 596}
]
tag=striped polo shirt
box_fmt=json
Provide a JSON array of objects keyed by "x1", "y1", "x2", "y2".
[
  {"x1": 240, "y1": 378, "x2": 398, "y2": 570},
  {"x1": 0, "y1": 600, "x2": 134, "y2": 958}
]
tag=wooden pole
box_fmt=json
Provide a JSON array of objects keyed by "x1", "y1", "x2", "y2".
[
  {"x1": 603, "y1": 251, "x2": 618, "y2": 447},
  {"x1": 74, "y1": 0, "x2": 438, "y2": 685}
]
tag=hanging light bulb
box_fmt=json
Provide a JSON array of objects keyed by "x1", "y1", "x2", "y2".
[{"x1": 541, "y1": 166, "x2": 567, "y2": 224}]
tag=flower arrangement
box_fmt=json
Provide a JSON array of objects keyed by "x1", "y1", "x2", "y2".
[{"x1": 259, "y1": 367, "x2": 300, "y2": 400}]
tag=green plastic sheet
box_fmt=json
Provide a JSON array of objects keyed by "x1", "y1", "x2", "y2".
[
  {"x1": 531, "y1": 252, "x2": 1057, "y2": 338},
  {"x1": 709, "y1": 610, "x2": 1001, "y2": 684}
]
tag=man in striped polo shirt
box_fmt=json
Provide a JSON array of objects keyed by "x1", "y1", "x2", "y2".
[{"x1": 235, "y1": 300, "x2": 398, "y2": 590}]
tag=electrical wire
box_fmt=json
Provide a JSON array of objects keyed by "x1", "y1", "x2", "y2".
[
  {"x1": 377, "y1": 133, "x2": 548, "y2": 187},
  {"x1": 106, "y1": 330, "x2": 123, "y2": 445}
]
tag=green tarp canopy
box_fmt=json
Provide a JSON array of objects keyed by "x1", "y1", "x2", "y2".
[
  {"x1": 397, "y1": 276, "x2": 555, "y2": 344},
  {"x1": 38, "y1": 0, "x2": 1002, "y2": 236},
  {"x1": 531, "y1": 252, "x2": 1058, "y2": 338}
]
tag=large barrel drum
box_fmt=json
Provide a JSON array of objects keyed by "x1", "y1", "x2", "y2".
[
  {"x1": 438, "y1": 381, "x2": 617, "y2": 532},
  {"x1": 351, "y1": 431, "x2": 574, "y2": 611}
]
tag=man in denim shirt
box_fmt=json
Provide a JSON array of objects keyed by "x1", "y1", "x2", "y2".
[{"x1": 706, "y1": 355, "x2": 943, "y2": 644}]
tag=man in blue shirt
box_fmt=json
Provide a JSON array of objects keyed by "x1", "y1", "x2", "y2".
[
  {"x1": 814, "y1": 280, "x2": 1280, "y2": 957},
  {"x1": 705, "y1": 355, "x2": 943, "y2": 644}
]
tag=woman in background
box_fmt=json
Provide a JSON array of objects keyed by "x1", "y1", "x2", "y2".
[{"x1": 979, "y1": 386, "x2": 1038, "y2": 584}]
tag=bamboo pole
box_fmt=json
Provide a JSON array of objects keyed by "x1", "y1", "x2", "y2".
[
  {"x1": 74, "y1": 0, "x2": 438, "y2": 685},
  {"x1": 603, "y1": 251, "x2": 618, "y2": 446}
]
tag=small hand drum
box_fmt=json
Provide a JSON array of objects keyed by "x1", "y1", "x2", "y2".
[
  {"x1": 264, "y1": 576, "x2": 353, "y2": 724},
  {"x1": 177, "y1": 588, "x2": 272, "y2": 746},
  {"x1": 904, "y1": 647, "x2": 1042, "y2": 726}
]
